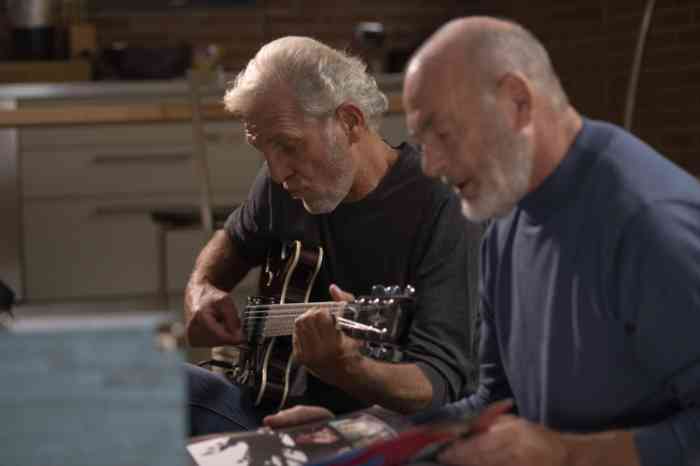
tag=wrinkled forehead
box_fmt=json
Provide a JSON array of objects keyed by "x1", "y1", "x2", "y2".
[
  {"x1": 241, "y1": 87, "x2": 306, "y2": 135},
  {"x1": 242, "y1": 105, "x2": 315, "y2": 146}
]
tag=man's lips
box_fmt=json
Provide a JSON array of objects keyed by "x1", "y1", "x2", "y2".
[{"x1": 455, "y1": 179, "x2": 477, "y2": 199}]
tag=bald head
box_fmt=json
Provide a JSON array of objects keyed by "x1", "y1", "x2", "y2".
[
  {"x1": 406, "y1": 16, "x2": 568, "y2": 109},
  {"x1": 403, "y1": 17, "x2": 583, "y2": 221}
]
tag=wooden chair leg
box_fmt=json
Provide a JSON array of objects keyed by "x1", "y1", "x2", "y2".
[{"x1": 156, "y1": 225, "x2": 169, "y2": 309}]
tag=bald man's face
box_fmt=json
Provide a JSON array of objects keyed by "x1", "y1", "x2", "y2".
[{"x1": 404, "y1": 61, "x2": 533, "y2": 221}]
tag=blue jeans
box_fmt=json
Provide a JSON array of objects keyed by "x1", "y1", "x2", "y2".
[{"x1": 186, "y1": 363, "x2": 277, "y2": 436}]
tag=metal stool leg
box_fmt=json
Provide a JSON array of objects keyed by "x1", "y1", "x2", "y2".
[{"x1": 156, "y1": 224, "x2": 169, "y2": 309}]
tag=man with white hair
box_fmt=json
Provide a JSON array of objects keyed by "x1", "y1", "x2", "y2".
[
  {"x1": 184, "y1": 36, "x2": 480, "y2": 435},
  {"x1": 400, "y1": 16, "x2": 700, "y2": 466}
]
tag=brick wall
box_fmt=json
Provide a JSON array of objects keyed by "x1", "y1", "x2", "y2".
[
  {"x1": 2, "y1": 1, "x2": 698, "y2": 173},
  {"x1": 0, "y1": 4, "x2": 9, "y2": 60},
  {"x1": 90, "y1": 0, "x2": 474, "y2": 73},
  {"x1": 0, "y1": 1, "x2": 473, "y2": 69},
  {"x1": 489, "y1": 0, "x2": 700, "y2": 175}
]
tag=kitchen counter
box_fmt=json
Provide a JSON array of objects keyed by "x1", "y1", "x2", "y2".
[
  {"x1": 0, "y1": 74, "x2": 405, "y2": 127},
  {"x1": 0, "y1": 73, "x2": 409, "y2": 303}
]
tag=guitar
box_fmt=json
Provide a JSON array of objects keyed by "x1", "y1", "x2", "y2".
[{"x1": 226, "y1": 240, "x2": 415, "y2": 411}]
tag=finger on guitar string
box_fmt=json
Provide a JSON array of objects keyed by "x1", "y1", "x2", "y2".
[
  {"x1": 200, "y1": 311, "x2": 241, "y2": 346},
  {"x1": 329, "y1": 283, "x2": 355, "y2": 302},
  {"x1": 293, "y1": 307, "x2": 340, "y2": 365},
  {"x1": 292, "y1": 326, "x2": 304, "y2": 359},
  {"x1": 295, "y1": 307, "x2": 339, "y2": 354}
]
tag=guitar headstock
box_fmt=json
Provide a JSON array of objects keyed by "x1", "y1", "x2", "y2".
[{"x1": 344, "y1": 284, "x2": 416, "y2": 361}]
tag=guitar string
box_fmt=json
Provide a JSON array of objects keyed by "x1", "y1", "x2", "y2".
[
  {"x1": 244, "y1": 307, "x2": 388, "y2": 336},
  {"x1": 242, "y1": 301, "x2": 395, "y2": 338},
  {"x1": 242, "y1": 303, "x2": 346, "y2": 321},
  {"x1": 245, "y1": 301, "x2": 344, "y2": 310},
  {"x1": 243, "y1": 307, "x2": 345, "y2": 320},
  {"x1": 243, "y1": 301, "x2": 390, "y2": 317},
  {"x1": 243, "y1": 304, "x2": 346, "y2": 316},
  {"x1": 248, "y1": 318, "x2": 386, "y2": 338}
]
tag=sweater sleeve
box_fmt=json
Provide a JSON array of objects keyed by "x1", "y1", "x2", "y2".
[
  {"x1": 403, "y1": 192, "x2": 481, "y2": 407},
  {"x1": 224, "y1": 164, "x2": 274, "y2": 265},
  {"x1": 410, "y1": 230, "x2": 516, "y2": 424},
  {"x1": 615, "y1": 200, "x2": 700, "y2": 466}
]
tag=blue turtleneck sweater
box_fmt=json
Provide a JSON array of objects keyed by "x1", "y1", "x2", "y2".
[{"x1": 443, "y1": 118, "x2": 700, "y2": 466}]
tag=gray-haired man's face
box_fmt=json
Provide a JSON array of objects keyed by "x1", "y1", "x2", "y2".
[{"x1": 244, "y1": 91, "x2": 355, "y2": 214}]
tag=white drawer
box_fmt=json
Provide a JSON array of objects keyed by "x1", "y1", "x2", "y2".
[
  {"x1": 22, "y1": 120, "x2": 259, "y2": 199},
  {"x1": 22, "y1": 144, "x2": 198, "y2": 198},
  {"x1": 20, "y1": 122, "x2": 193, "y2": 150},
  {"x1": 22, "y1": 194, "x2": 240, "y2": 301}
]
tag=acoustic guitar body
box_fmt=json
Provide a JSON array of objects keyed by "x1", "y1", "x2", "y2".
[
  {"x1": 232, "y1": 240, "x2": 415, "y2": 412},
  {"x1": 238, "y1": 241, "x2": 323, "y2": 411}
]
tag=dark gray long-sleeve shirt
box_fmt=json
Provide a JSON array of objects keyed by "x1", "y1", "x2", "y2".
[
  {"x1": 225, "y1": 143, "x2": 480, "y2": 414},
  {"x1": 442, "y1": 119, "x2": 700, "y2": 466}
]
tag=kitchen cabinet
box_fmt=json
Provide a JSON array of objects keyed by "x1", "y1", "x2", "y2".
[{"x1": 0, "y1": 78, "x2": 408, "y2": 304}]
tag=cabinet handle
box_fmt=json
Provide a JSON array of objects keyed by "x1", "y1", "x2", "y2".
[
  {"x1": 91, "y1": 204, "x2": 158, "y2": 218},
  {"x1": 204, "y1": 132, "x2": 242, "y2": 144},
  {"x1": 91, "y1": 152, "x2": 191, "y2": 165}
]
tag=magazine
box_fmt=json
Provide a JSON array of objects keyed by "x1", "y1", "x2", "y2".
[
  {"x1": 187, "y1": 399, "x2": 513, "y2": 466},
  {"x1": 186, "y1": 406, "x2": 413, "y2": 466}
]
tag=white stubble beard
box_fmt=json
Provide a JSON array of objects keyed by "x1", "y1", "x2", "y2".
[
  {"x1": 301, "y1": 124, "x2": 354, "y2": 215},
  {"x1": 460, "y1": 123, "x2": 533, "y2": 222}
]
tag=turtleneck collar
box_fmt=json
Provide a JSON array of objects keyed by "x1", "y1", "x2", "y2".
[{"x1": 518, "y1": 118, "x2": 603, "y2": 225}]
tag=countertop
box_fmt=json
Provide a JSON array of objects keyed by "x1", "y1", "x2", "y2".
[{"x1": 0, "y1": 73, "x2": 405, "y2": 127}]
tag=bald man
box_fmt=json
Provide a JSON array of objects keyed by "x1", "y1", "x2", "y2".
[
  {"x1": 267, "y1": 15, "x2": 700, "y2": 466},
  {"x1": 401, "y1": 16, "x2": 700, "y2": 466}
]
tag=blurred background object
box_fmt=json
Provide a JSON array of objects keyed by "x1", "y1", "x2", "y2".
[
  {"x1": 6, "y1": 0, "x2": 59, "y2": 60},
  {"x1": 354, "y1": 21, "x2": 386, "y2": 75},
  {"x1": 94, "y1": 41, "x2": 191, "y2": 80},
  {"x1": 0, "y1": 279, "x2": 15, "y2": 330}
]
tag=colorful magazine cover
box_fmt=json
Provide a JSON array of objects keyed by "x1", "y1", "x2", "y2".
[
  {"x1": 187, "y1": 399, "x2": 512, "y2": 466},
  {"x1": 186, "y1": 406, "x2": 412, "y2": 466}
]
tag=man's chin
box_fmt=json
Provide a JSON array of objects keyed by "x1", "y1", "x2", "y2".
[
  {"x1": 302, "y1": 199, "x2": 338, "y2": 215},
  {"x1": 461, "y1": 197, "x2": 514, "y2": 222}
]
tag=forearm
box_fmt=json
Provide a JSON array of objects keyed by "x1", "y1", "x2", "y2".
[
  {"x1": 187, "y1": 230, "x2": 240, "y2": 289},
  {"x1": 185, "y1": 230, "x2": 252, "y2": 319},
  {"x1": 560, "y1": 430, "x2": 640, "y2": 466},
  {"x1": 328, "y1": 356, "x2": 434, "y2": 414}
]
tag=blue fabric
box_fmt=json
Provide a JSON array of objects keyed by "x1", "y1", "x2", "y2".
[
  {"x1": 187, "y1": 363, "x2": 273, "y2": 435},
  {"x1": 446, "y1": 119, "x2": 700, "y2": 465}
]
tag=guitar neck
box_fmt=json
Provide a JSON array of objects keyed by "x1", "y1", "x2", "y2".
[
  {"x1": 243, "y1": 301, "x2": 346, "y2": 338},
  {"x1": 243, "y1": 301, "x2": 387, "y2": 338}
]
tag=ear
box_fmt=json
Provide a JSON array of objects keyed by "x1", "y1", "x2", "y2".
[
  {"x1": 498, "y1": 73, "x2": 532, "y2": 132},
  {"x1": 335, "y1": 103, "x2": 366, "y2": 144}
]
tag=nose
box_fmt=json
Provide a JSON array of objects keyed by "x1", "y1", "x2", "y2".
[
  {"x1": 265, "y1": 151, "x2": 294, "y2": 185},
  {"x1": 420, "y1": 144, "x2": 447, "y2": 178}
]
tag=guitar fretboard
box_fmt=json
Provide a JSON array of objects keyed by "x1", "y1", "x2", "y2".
[{"x1": 243, "y1": 301, "x2": 385, "y2": 338}]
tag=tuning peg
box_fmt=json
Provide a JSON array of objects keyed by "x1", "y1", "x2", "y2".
[
  {"x1": 404, "y1": 285, "x2": 416, "y2": 296},
  {"x1": 371, "y1": 284, "x2": 388, "y2": 297}
]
